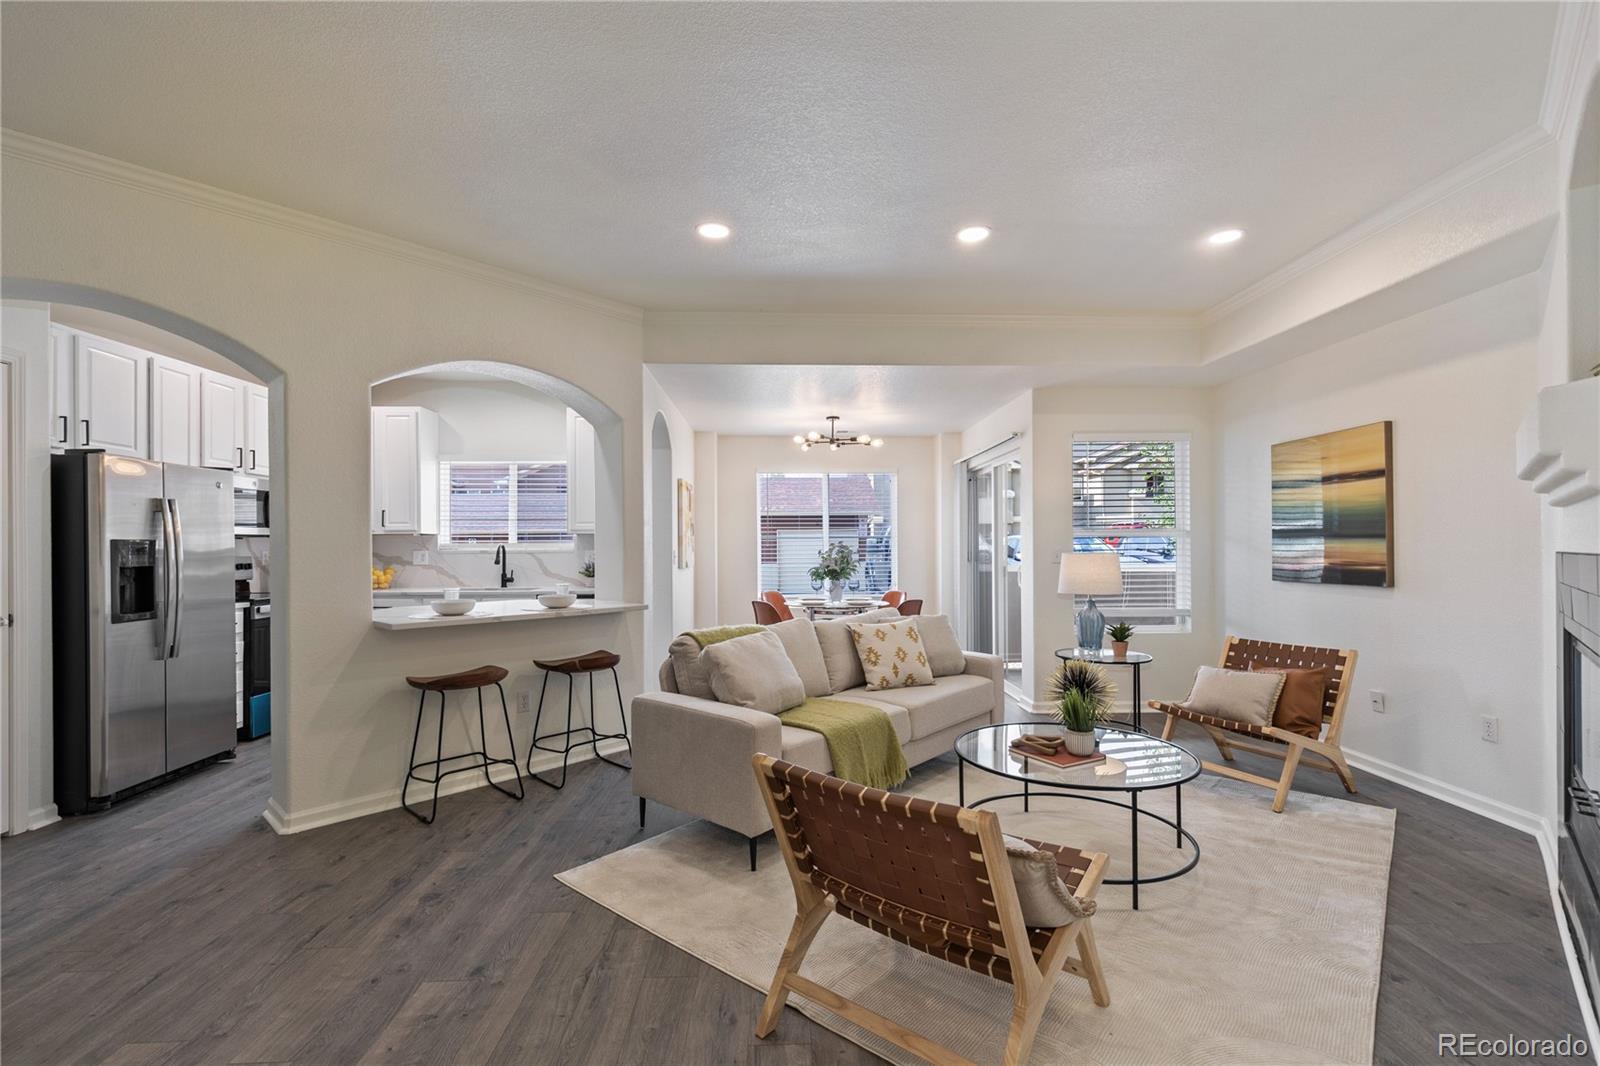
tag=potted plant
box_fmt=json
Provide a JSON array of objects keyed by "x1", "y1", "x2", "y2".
[
  {"x1": 808, "y1": 542, "x2": 859, "y2": 603},
  {"x1": 1045, "y1": 660, "x2": 1117, "y2": 755},
  {"x1": 1106, "y1": 621, "x2": 1134, "y2": 659}
]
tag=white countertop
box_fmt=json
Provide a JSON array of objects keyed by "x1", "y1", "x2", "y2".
[{"x1": 372, "y1": 598, "x2": 645, "y2": 631}]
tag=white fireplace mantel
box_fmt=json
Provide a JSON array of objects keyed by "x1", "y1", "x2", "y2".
[{"x1": 1517, "y1": 376, "x2": 1600, "y2": 508}]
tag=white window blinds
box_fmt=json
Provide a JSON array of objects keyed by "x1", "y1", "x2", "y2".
[
  {"x1": 1071, "y1": 436, "x2": 1191, "y2": 628},
  {"x1": 439, "y1": 461, "x2": 570, "y2": 546},
  {"x1": 756, "y1": 472, "x2": 896, "y2": 596}
]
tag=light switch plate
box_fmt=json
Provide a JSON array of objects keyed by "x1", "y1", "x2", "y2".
[
  {"x1": 411, "y1": 550, "x2": 430, "y2": 565},
  {"x1": 1369, "y1": 691, "x2": 1386, "y2": 714}
]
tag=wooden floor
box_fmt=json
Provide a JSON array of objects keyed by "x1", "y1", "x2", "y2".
[{"x1": 1, "y1": 713, "x2": 1587, "y2": 1065}]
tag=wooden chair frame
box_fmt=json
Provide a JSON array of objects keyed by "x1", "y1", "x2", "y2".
[
  {"x1": 1150, "y1": 635, "x2": 1358, "y2": 813},
  {"x1": 752, "y1": 754, "x2": 1110, "y2": 1066}
]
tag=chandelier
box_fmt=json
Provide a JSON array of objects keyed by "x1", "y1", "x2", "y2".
[{"x1": 793, "y1": 415, "x2": 885, "y2": 452}]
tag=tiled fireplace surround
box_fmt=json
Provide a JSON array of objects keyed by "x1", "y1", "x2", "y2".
[{"x1": 1558, "y1": 551, "x2": 1600, "y2": 1015}]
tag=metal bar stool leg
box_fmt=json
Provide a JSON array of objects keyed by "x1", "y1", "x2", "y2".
[
  {"x1": 526, "y1": 669, "x2": 551, "y2": 780},
  {"x1": 477, "y1": 683, "x2": 523, "y2": 802},
  {"x1": 401, "y1": 688, "x2": 431, "y2": 823},
  {"x1": 494, "y1": 682, "x2": 525, "y2": 800},
  {"x1": 591, "y1": 666, "x2": 632, "y2": 772},
  {"x1": 530, "y1": 671, "x2": 577, "y2": 790}
]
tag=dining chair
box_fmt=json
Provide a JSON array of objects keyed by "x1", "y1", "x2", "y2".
[
  {"x1": 896, "y1": 599, "x2": 923, "y2": 616},
  {"x1": 881, "y1": 589, "x2": 905, "y2": 607},
  {"x1": 761, "y1": 590, "x2": 794, "y2": 622},
  {"x1": 752, "y1": 599, "x2": 784, "y2": 626}
]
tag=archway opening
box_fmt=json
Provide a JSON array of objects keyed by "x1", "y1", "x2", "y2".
[{"x1": 649, "y1": 412, "x2": 675, "y2": 657}]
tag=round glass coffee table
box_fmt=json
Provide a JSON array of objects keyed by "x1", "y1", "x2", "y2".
[{"x1": 954, "y1": 722, "x2": 1201, "y2": 910}]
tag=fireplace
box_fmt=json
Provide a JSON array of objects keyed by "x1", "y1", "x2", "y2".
[{"x1": 1559, "y1": 552, "x2": 1600, "y2": 1012}]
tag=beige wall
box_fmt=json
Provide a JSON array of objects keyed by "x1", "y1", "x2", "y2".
[{"x1": 712, "y1": 434, "x2": 939, "y2": 625}]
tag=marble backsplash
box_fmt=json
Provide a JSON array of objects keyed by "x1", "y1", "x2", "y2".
[{"x1": 372, "y1": 533, "x2": 595, "y2": 591}]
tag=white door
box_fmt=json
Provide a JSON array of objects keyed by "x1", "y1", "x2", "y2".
[
  {"x1": 244, "y1": 384, "x2": 269, "y2": 475},
  {"x1": 372, "y1": 407, "x2": 419, "y2": 531},
  {"x1": 74, "y1": 334, "x2": 149, "y2": 457},
  {"x1": 199, "y1": 371, "x2": 245, "y2": 470},
  {"x1": 48, "y1": 327, "x2": 73, "y2": 450},
  {"x1": 149, "y1": 355, "x2": 203, "y2": 466}
]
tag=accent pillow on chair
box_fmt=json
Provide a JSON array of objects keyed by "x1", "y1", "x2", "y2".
[
  {"x1": 1249, "y1": 663, "x2": 1329, "y2": 738},
  {"x1": 704, "y1": 630, "x2": 806, "y2": 714},
  {"x1": 1181, "y1": 665, "x2": 1285, "y2": 727},
  {"x1": 1002, "y1": 835, "x2": 1096, "y2": 925},
  {"x1": 846, "y1": 618, "x2": 935, "y2": 690}
]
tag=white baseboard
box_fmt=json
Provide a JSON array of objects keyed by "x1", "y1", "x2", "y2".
[
  {"x1": 26, "y1": 803, "x2": 58, "y2": 831},
  {"x1": 260, "y1": 739, "x2": 630, "y2": 835}
]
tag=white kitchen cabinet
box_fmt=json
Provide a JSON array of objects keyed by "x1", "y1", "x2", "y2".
[
  {"x1": 371, "y1": 406, "x2": 439, "y2": 534},
  {"x1": 244, "y1": 383, "x2": 269, "y2": 475},
  {"x1": 74, "y1": 334, "x2": 149, "y2": 457},
  {"x1": 199, "y1": 370, "x2": 247, "y2": 471},
  {"x1": 149, "y1": 354, "x2": 203, "y2": 465},
  {"x1": 566, "y1": 408, "x2": 596, "y2": 534},
  {"x1": 48, "y1": 326, "x2": 73, "y2": 450}
]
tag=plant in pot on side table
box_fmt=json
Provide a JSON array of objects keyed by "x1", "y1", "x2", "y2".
[
  {"x1": 1106, "y1": 621, "x2": 1135, "y2": 659},
  {"x1": 1046, "y1": 660, "x2": 1117, "y2": 755}
]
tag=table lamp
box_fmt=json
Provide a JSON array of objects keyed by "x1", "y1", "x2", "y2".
[{"x1": 1057, "y1": 551, "x2": 1123, "y2": 651}]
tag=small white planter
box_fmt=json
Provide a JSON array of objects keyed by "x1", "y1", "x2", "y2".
[{"x1": 1063, "y1": 729, "x2": 1098, "y2": 756}]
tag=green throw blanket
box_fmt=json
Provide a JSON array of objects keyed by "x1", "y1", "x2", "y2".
[
  {"x1": 781, "y1": 698, "x2": 909, "y2": 791},
  {"x1": 687, "y1": 624, "x2": 764, "y2": 648}
]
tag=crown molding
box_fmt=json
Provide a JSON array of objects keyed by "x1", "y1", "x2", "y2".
[
  {"x1": 643, "y1": 308, "x2": 1197, "y2": 333},
  {"x1": 1539, "y1": 2, "x2": 1598, "y2": 142},
  {"x1": 0, "y1": 129, "x2": 644, "y2": 325},
  {"x1": 1200, "y1": 123, "x2": 1554, "y2": 327}
]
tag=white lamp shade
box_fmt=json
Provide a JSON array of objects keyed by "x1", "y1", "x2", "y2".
[{"x1": 1058, "y1": 551, "x2": 1123, "y2": 596}]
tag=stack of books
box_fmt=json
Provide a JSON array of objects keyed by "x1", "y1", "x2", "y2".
[{"x1": 1008, "y1": 732, "x2": 1106, "y2": 768}]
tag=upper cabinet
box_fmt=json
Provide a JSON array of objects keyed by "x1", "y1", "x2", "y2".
[
  {"x1": 48, "y1": 327, "x2": 73, "y2": 449},
  {"x1": 74, "y1": 334, "x2": 149, "y2": 458},
  {"x1": 371, "y1": 406, "x2": 439, "y2": 535},
  {"x1": 150, "y1": 354, "x2": 203, "y2": 466},
  {"x1": 566, "y1": 409, "x2": 596, "y2": 534},
  {"x1": 199, "y1": 370, "x2": 247, "y2": 471},
  {"x1": 244, "y1": 384, "x2": 269, "y2": 475}
]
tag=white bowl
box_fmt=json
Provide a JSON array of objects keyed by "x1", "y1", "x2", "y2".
[
  {"x1": 429, "y1": 599, "x2": 476, "y2": 616},
  {"x1": 538, "y1": 593, "x2": 578, "y2": 609}
]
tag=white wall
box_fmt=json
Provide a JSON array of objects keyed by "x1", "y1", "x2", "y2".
[
  {"x1": 1218, "y1": 274, "x2": 1546, "y2": 820},
  {"x1": 692, "y1": 431, "x2": 720, "y2": 629},
  {"x1": 641, "y1": 368, "x2": 696, "y2": 665},
  {"x1": 712, "y1": 435, "x2": 939, "y2": 625}
]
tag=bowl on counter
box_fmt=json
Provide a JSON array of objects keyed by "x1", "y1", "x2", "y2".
[
  {"x1": 537, "y1": 592, "x2": 578, "y2": 609},
  {"x1": 429, "y1": 599, "x2": 477, "y2": 616}
]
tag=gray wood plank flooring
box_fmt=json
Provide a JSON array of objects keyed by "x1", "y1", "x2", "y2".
[{"x1": 1, "y1": 709, "x2": 1587, "y2": 1065}]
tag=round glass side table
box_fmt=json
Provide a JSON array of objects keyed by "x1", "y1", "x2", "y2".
[{"x1": 1054, "y1": 648, "x2": 1154, "y2": 733}]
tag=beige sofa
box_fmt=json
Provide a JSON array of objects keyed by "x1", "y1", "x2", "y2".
[{"x1": 632, "y1": 613, "x2": 1005, "y2": 867}]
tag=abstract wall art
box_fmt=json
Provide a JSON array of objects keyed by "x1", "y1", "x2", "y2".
[{"x1": 1271, "y1": 421, "x2": 1394, "y2": 587}]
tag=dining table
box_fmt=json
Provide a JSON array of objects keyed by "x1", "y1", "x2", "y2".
[{"x1": 784, "y1": 598, "x2": 890, "y2": 621}]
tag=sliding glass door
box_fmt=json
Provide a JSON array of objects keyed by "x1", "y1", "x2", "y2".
[{"x1": 964, "y1": 451, "x2": 1023, "y2": 679}]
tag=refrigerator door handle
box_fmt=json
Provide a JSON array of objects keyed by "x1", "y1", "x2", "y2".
[
  {"x1": 158, "y1": 498, "x2": 175, "y2": 661},
  {"x1": 167, "y1": 497, "x2": 184, "y2": 659}
]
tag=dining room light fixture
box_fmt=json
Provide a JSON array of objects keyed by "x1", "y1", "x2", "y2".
[{"x1": 794, "y1": 416, "x2": 884, "y2": 452}]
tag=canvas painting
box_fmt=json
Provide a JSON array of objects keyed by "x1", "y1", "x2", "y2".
[
  {"x1": 1271, "y1": 421, "x2": 1393, "y2": 587},
  {"x1": 676, "y1": 479, "x2": 694, "y2": 569}
]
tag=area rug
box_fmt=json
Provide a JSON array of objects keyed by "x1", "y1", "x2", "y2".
[{"x1": 557, "y1": 759, "x2": 1395, "y2": 1065}]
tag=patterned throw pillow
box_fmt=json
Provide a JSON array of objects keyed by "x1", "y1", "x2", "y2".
[{"x1": 846, "y1": 618, "x2": 935, "y2": 690}]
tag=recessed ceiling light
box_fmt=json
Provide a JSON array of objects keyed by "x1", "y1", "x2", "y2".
[
  {"x1": 696, "y1": 221, "x2": 731, "y2": 240},
  {"x1": 1206, "y1": 228, "x2": 1244, "y2": 246},
  {"x1": 957, "y1": 225, "x2": 991, "y2": 245}
]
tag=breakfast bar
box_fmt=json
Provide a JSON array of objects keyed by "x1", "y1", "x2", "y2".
[{"x1": 372, "y1": 599, "x2": 646, "y2": 630}]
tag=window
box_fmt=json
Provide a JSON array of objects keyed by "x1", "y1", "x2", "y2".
[
  {"x1": 439, "y1": 461, "x2": 571, "y2": 547},
  {"x1": 1071, "y1": 435, "x2": 1191, "y2": 629},
  {"x1": 757, "y1": 472, "x2": 896, "y2": 596}
]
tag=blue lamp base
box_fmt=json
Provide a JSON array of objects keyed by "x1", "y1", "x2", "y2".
[{"x1": 1075, "y1": 599, "x2": 1106, "y2": 651}]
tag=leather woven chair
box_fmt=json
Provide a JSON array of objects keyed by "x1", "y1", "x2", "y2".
[
  {"x1": 896, "y1": 598, "x2": 924, "y2": 616},
  {"x1": 1148, "y1": 635, "x2": 1358, "y2": 812},
  {"x1": 752, "y1": 599, "x2": 783, "y2": 625},
  {"x1": 881, "y1": 589, "x2": 905, "y2": 607},
  {"x1": 761, "y1": 590, "x2": 795, "y2": 621},
  {"x1": 752, "y1": 754, "x2": 1110, "y2": 1065}
]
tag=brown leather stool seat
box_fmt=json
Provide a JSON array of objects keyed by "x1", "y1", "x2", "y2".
[
  {"x1": 533, "y1": 651, "x2": 620, "y2": 674},
  {"x1": 406, "y1": 664, "x2": 510, "y2": 691}
]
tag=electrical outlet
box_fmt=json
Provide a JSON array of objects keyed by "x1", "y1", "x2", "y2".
[
  {"x1": 411, "y1": 550, "x2": 430, "y2": 565},
  {"x1": 517, "y1": 690, "x2": 534, "y2": 715},
  {"x1": 1481, "y1": 715, "x2": 1501, "y2": 744},
  {"x1": 1368, "y1": 690, "x2": 1386, "y2": 714}
]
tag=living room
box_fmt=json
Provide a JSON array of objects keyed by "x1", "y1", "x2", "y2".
[{"x1": 3, "y1": 3, "x2": 1598, "y2": 1064}]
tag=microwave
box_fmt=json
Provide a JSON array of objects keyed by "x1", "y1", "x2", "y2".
[{"x1": 234, "y1": 474, "x2": 269, "y2": 536}]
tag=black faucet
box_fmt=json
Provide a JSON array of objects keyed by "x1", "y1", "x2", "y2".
[{"x1": 493, "y1": 545, "x2": 514, "y2": 588}]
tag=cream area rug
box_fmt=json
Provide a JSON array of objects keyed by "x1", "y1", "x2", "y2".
[{"x1": 557, "y1": 759, "x2": 1395, "y2": 1065}]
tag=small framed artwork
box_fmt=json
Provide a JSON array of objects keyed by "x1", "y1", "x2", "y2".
[
  {"x1": 676, "y1": 479, "x2": 694, "y2": 569},
  {"x1": 1271, "y1": 421, "x2": 1394, "y2": 587}
]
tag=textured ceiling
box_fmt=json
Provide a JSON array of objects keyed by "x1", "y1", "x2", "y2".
[{"x1": 1, "y1": 2, "x2": 1559, "y2": 314}]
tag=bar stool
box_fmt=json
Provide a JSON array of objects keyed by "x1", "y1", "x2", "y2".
[
  {"x1": 402, "y1": 664, "x2": 524, "y2": 824},
  {"x1": 528, "y1": 650, "x2": 631, "y2": 789}
]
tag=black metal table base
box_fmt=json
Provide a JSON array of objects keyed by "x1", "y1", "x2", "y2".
[
  {"x1": 529, "y1": 665, "x2": 632, "y2": 789},
  {"x1": 403, "y1": 683, "x2": 525, "y2": 825},
  {"x1": 959, "y1": 763, "x2": 1198, "y2": 910}
]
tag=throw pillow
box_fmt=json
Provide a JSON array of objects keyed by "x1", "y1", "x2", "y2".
[
  {"x1": 703, "y1": 630, "x2": 806, "y2": 714},
  {"x1": 1181, "y1": 665, "x2": 1285, "y2": 727},
  {"x1": 766, "y1": 617, "x2": 832, "y2": 699},
  {"x1": 914, "y1": 613, "x2": 965, "y2": 677},
  {"x1": 846, "y1": 618, "x2": 935, "y2": 690},
  {"x1": 666, "y1": 625, "x2": 763, "y2": 698},
  {"x1": 1002, "y1": 835, "x2": 1095, "y2": 926},
  {"x1": 1249, "y1": 662, "x2": 1329, "y2": 738},
  {"x1": 815, "y1": 608, "x2": 910, "y2": 693}
]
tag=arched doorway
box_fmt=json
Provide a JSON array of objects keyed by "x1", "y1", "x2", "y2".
[{"x1": 649, "y1": 412, "x2": 675, "y2": 658}]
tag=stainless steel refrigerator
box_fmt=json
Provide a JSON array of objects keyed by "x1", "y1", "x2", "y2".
[{"x1": 52, "y1": 452, "x2": 237, "y2": 814}]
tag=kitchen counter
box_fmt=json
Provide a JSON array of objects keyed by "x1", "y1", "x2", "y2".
[
  {"x1": 373, "y1": 586, "x2": 595, "y2": 601},
  {"x1": 372, "y1": 598, "x2": 644, "y2": 631}
]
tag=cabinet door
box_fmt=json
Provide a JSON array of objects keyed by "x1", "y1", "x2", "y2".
[
  {"x1": 48, "y1": 327, "x2": 73, "y2": 450},
  {"x1": 244, "y1": 384, "x2": 269, "y2": 475},
  {"x1": 199, "y1": 371, "x2": 246, "y2": 471},
  {"x1": 372, "y1": 407, "x2": 420, "y2": 532},
  {"x1": 149, "y1": 355, "x2": 203, "y2": 465},
  {"x1": 569, "y1": 412, "x2": 596, "y2": 533},
  {"x1": 74, "y1": 335, "x2": 149, "y2": 457}
]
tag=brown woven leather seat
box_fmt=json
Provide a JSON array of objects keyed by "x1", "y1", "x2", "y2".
[
  {"x1": 405, "y1": 664, "x2": 510, "y2": 691},
  {"x1": 533, "y1": 649, "x2": 620, "y2": 673}
]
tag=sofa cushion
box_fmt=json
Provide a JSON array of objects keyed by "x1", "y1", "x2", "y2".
[
  {"x1": 815, "y1": 608, "x2": 903, "y2": 693},
  {"x1": 846, "y1": 673, "x2": 993, "y2": 740},
  {"x1": 766, "y1": 617, "x2": 832, "y2": 699},
  {"x1": 913, "y1": 613, "x2": 965, "y2": 677},
  {"x1": 779, "y1": 696, "x2": 910, "y2": 772},
  {"x1": 704, "y1": 630, "x2": 806, "y2": 714},
  {"x1": 847, "y1": 618, "x2": 935, "y2": 690}
]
